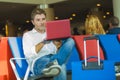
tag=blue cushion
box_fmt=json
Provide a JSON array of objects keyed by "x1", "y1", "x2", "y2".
[
  {"x1": 72, "y1": 61, "x2": 116, "y2": 80},
  {"x1": 98, "y1": 35, "x2": 120, "y2": 62},
  {"x1": 8, "y1": 37, "x2": 28, "y2": 78}
]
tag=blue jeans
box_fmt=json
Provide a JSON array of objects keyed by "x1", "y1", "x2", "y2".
[
  {"x1": 32, "y1": 38, "x2": 75, "y2": 80},
  {"x1": 53, "y1": 64, "x2": 66, "y2": 80},
  {"x1": 52, "y1": 38, "x2": 75, "y2": 80}
]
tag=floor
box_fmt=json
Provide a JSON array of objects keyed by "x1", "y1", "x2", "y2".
[
  {"x1": 117, "y1": 76, "x2": 120, "y2": 80},
  {"x1": 67, "y1": 73, "x2": 120, "y2": 80},
  {"x1": 36, "y1": 72, "x2": 120, "y2": 80}
]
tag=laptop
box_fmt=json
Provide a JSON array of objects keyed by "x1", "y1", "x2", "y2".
[{"x1": 46, "y1": 19, "x2": 71, "y2": 40}]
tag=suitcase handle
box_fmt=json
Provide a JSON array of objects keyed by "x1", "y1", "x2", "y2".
[
  {"x1": 82, "y1": 56, "x2": 103, "y2": 70},
  {"x1": 84, "y1": 36, "x2": 100, "y2": 67},
  {"x1": 86, "y1": 56, "x2": 103, "y2": 61},
  {"x1": 84, "y1": 36, "x2": 99, "y2": 41},
  {"x1": 81, "y1": 56, "x2": 103, "y2": 62}
]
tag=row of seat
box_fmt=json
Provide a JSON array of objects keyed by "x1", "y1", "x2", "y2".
[
  {"x1": 0, "y1": 34, "x2": 120, "y2": 80},
  {"x1": 0, "y1": 37, "x2": 80, "y2": 80},
  {"x1": 8, "y1": 37, "x2": 79, "y2": 80},
  {"x1": 72, "y1": 34, "x2": 120, "y2": 80}
]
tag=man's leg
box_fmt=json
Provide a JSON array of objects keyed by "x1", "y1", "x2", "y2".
[
  {"x1": 49, "y1": 38, "x2": 75, "y2": 80},
  {"x1": 31, "y1": 55, "x2": 51, "y2": 75},
  {"x1": 53, "y1": 64, "x2": 67, "y2": 80},
  {"x1": 32, "y1": 38, "x2": 75, "y2": 77},
  {"x1": 31, "y1": 55, "x2": 61, "y2": 76},
  {"x1": 51, "y1": 38, "x2": 75, "y2": 65}
]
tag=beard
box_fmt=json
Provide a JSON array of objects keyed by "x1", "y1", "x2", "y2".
[
  {"x1": 36, "y1": 23, "x2": 46, "y2": 32},
  {"x1": 38, "y1": 26, "x2": 46, "y2": 31}
]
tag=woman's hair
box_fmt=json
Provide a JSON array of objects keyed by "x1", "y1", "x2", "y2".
[
  {"x1": 31, "y1": 8, "x2": 46, "y2": 20},
  {"x1": 85, "y1": 15, "x2": 105, "y2": 35}
]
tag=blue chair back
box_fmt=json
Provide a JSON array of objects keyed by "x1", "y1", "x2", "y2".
[
  {"x1": 8, "y1": 37, "x2": 28, "y2": 78},
  {"x1": 98, "y1": 34, "x2": 120, "y2": 62},
  {"x1": 66, "y1": 46, "x2": 80, "y2": 71}
]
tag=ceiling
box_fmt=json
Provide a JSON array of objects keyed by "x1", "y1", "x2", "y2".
[
  {"x1": 0, "y1": 0, "x2": 113, "y2": 26},
  {"x1": 54, "y1": 0, "x2": 113, "y2": 18}
]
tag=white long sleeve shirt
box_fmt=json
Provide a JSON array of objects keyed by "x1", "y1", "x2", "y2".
[{"x1": 22, "y1": 28, "x2": 57, "y2": 64}]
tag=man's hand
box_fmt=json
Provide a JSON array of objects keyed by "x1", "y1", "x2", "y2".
[
  {"x1": 53, "y1": 40, "x2": 62, "y2": 49},
  {"x1": 35, "y1": 42, "x2": 45, "y2": 53},
  {"x1": 36, "y1": 40, "x2": 51, "y2": 53}
]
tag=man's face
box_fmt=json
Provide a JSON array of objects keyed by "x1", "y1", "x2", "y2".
[{"x1": 32, "y1": 14, "x2": 46, "y2": 31}]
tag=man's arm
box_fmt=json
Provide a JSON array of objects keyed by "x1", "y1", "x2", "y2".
[
  {"x1": 23, "y1": 33, "x2": 46, "y2": 56},
  {"x1": 53, "y1": 40, "x2": 62, "y2": 50},
  {"x1": 35, "y1": 40, "x2": 51, "y2": 53},
  {"x1": 35, "y1": 42, "x2": 45, "y2": 53},
  {"x1": 23, "y1": 33, "x2": 38, "y2": 58}
]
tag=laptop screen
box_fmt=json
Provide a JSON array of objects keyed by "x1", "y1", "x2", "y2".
[{"x1": 46, "y1": 19, "x2": 71, "y2": 40}]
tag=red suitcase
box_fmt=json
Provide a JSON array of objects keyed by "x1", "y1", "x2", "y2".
[
  {"x1": 72, "y1": 36, "x2": 116, "y2": 80},
  {"x1": 73, "y1": 35, "x2": 105, "y2": 61}
]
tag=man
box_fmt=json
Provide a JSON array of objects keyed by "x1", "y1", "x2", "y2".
[
  {"x1": 107, "y1": 16, "x2": 120, "y2": 76},
  {"x1": 107, "y1": 16, "x2": 120, "y2": 34},
  {"x1": 22, "y1": 8, "x2": 75, "y2": 80}
]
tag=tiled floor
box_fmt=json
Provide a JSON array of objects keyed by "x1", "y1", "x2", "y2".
[
  {"x1": 117, "y1": 76, "x2": 120, "y2": 80},
  {"x1": 67, "y1": 74, "x2": 120, "y2": 80},
  {"x1": 36, "y1": 73, "x2": 120, "y2": 80},
  {"x1": 67, "y1": 73, "x2": 72, "y2": 80}
]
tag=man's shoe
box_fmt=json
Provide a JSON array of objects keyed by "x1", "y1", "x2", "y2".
[
  {"x1": 115, "y1": 65, "x2": 120, "y2": 76},
  {"x1": 42, "y1": 60, "x2": 61, "y2": 77},
  {"x1": 116, "y1": 72, "x2": 120, "y2": 76}
]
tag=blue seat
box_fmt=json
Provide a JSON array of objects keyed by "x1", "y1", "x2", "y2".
[
  {"x1": 9, "y1": 37, "x2": 80, "y2": 80},
  {"x1": 72, "y1": 35, "x2": 116, "y2": 80},
  {"x1": 66, "y1": 46, "x2": 80, "y2": 71},
  {"x1": 72, "y1": 61, "x2": 116, "y2": 80},
  {"x1": 9, "y1": 37, "x2": 50, "y2": 80},
  {"x1": 9, "y1": 37, "x2": 30, "y2": 80},
  {"x1": 98, "y1": 34, "x2": 120, "y2": 62}
]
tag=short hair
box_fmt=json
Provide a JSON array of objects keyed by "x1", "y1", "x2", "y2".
[
  {"x1": 31, "y1": 8, "x2": 46, "y2": 20},
  {"x1": 109, "y1": 16, "x2": 119, "y2": 26}
]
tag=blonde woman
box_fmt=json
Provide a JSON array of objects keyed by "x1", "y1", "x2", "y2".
[{"x1": 85, "y1": 15, "x2": 105, "y2": 35}]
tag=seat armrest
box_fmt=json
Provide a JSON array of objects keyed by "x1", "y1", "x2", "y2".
[{"x1": 10, "y1": 57, "x2": 31, "y2": 80}]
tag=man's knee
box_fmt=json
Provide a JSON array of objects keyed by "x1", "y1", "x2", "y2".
[{"x1": 66, "y1": 38, "x2": 75, "y2": 46}]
